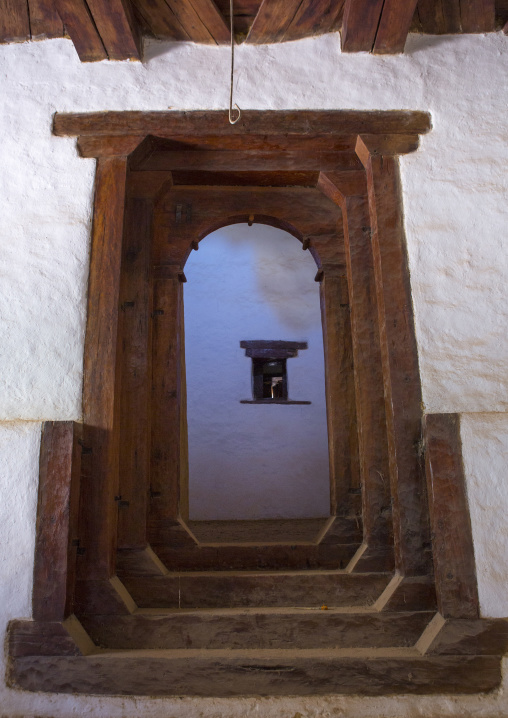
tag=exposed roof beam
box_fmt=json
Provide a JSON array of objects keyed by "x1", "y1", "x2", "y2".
[
  {"x1": 246, "y1": 0, "x2": 304, "y2": 44},
  {"x1": 341, "y1": 0, "x2": 384, "y2": 52},
  {"x1": 187, "y1": 0, "x2": 230, "y2": 43},
  {"x1": 374, "y1": 0, "x2": 418, "y2": 53},
  {"x1": 282, "y1": 0, "x2": 344, "y2": 42},
  {"x1": 0, "y1": 0, "x2": 30, "y2": 43},
  {"x1": 460, "y1": 0, "x2": 495, "y2": 32},
  {"x1": 28, "y1": 0, "x2": 64, "y2": 39},
  {"x1": 54, "y1": 0, "x2": 107, "y2": 61},
  {"x1": 164, "y1": 0, "x2": 216, "y2": 43},
  {"x1": 85, "y1": 0, "x2": 142, "y2": 60},
  {"x1": 131, "y1": 0, "x2": 189, "y2": 40}
]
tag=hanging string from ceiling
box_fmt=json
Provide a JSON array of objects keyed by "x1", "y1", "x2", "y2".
[{"x1": 229, "y1": 0, "x2": 241, "y2": 124}]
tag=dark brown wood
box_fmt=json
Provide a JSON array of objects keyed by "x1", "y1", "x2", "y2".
[
  {"x1": 117, "y1": 198, "x2": 153, "y2": 550},
  {"x1": 0, "y1": 0, "x2": 30, "y2": 42},
  {"x1": 246, "y1": 0, "x2": 303, "y2": 43},
  {"x1": 8, "y1": 619, "x2": 88, "y2": 657},
  {"x1": 9, "y1": 651, "x2": 502, "y2": 696},
  {"x1": 460, "y1": 0, "x2": 495, "y2": 31},
  {"x1": 424, "y1": 413, "x2": 479, "y2": 619},
  {"x1": 131, "y1": 0, "x2": 189, "y2": 39},
  {"x1": 54, "y1": 0, "x2": 107, "y2": 61},
  {"x1": 356, "y1": 134, "x2": 421, "y2": 157},
  {"x1": 319, "y1": 270, "x2": 361, "y2": 515},
  {"x1": 283, "y1": 0, "x2": 344, "y2": 41},
  {"x1": 86, "y1": 0, "x2": 142, "y2": 59},
  {"x1": 77, "y1": 135, "x2": 146, "y2": 158},
  {"x1": 80, "y1": 156, "x2": 128, "y2": 580},
  {"x1": 382, "y1": 576, "x2": 437, "y2": 612},
  {"x1": 33, "y1": 421, "x2": 82, "y2": 622},
  {"x1": 53, "y1": 111, "x2": 433, "y2": 139},
  {"x1": 187, "y1": 0, "x2": 230, "y2": 43},
  {"x1": 373, "y1": 0, "x2": 419, "y2": 54},
  {"x1": 28, "y1": 0, "x2": 64, "y2": 38},
  {"x1": 424, "y1": 617, "x2": 508, "y2": 655},
  {"x1": 149, "y1": 269, "x2": 186, "y2": 538},
  {"x1": 82, "y1": 609, "x2": 433, "y2": 650},
  {"x1": 417, "y1": 0, "x2": 461, "y2": 33},
  {"x1": 357, "y1": 137, "x2": 431, "y2": 577},
  {"x1": 341, "y1": 0, "x2": 384, "y2": 52},
  {"x1": 128, "y1": 170, "x2": 173, "y2": 199},
  {"x1": 171, "y1": 170, "x2": 319, "y2": 186},
  {"x1": 165, "y1": 0, "x2": 216, "y2": 42}
]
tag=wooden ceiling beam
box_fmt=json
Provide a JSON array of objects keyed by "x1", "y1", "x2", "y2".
[
  {"x1": 0, "y1": 0, "x2": 30, "y2": 43},
  {"x1": 28, "y1": 0, "x2": 64, "y2": 39},
  {"x1": 54, "y1": 0, "x2": 107, "y2": 61},
  {"x1": 373, "y1": 0, "x2": 419, "y2": 53},
  {"x1": 169, "y1": 170, "x2": 320, "y2": 186},
  {"x1": 187, "y1": 0, "x2": 230, "y2": 43},
  {"x1": 341, "y1": 0, "x2": 384, "y2": 52},
  {"x1": 460, "y1": 0, "x2": 495, "y2": 32},
  {"x1": 85, "y1": 0, "x2": 142, "y2": 60},
  {"x1": 131, "y1": 0, "x2": 189, "y2": 40},
  {"x1": 164, "y1": 0, "x2": 216, "y2": 43},
  {"x1": 246, "y1": 0, "x2": 304, "y2": 43},
  {"x1": 417, "y1": 0, "x2": 462, "y2": 34},
  {"x1": 282, "y1": 0, "x2": 344, "y2": 42}
]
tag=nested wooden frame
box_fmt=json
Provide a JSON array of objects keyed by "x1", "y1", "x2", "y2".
[{"x1": 28, "y1": 110, "x2": 481, "y2": 625}]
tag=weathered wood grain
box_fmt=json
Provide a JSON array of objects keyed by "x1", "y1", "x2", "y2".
[
  {"x1": 131, "y1": 0, "x2": 189, "y2": 39},
  {"x1": 165, "y1": 0, "x2": 216, "y2": 42},
  {"x1": 188, "y1": 0, "x2": 230, "y2": 43},
  {"x1": 54, "y1": 0, "x2": 107, "y2": 61},
  {"x1": 460, "y1": 0, "x2": 495, "y2": 31},
  {"x1": 341, "y1": 0, "x2": 384, "y2": 52},
  {"x1": 8, "y1": 651, "x2": 502, "y2": 696},
  {"x1": 33, "y1": 422, "x2": 82, "y2": 622},
  {"x1": 53, "y1": 111, "x2": 433, "y2": 139},
  {"x1": 417, "y1": 0, "x2": 461, "y2": 33},
  {"x1": 283, "y1": 0, "x2": 344, "y2": 41},
  {"x1": 28, "y1": 0, "x2": 64, "y2": 38},
  {"x1": 0, "y1": 0, "x2": 30, "y2": 42},
  {"x1": 246, "y1": 0, "x2": 303, "y2": 43},
  {"x1": 77, "y1": 135, "x2": 146, "y2": 157},
  {"x1": 357, "y1": 137, "x2": 431, "y2": 577},
  {"x1": 8, "y1": 619, "x2": 87, "y2": 657},
  {"x1": 424, "y1": 617, "x2": 508, "y2": 655},
  {"x1": 86, "y1": 0, "x2": 142, "y2": 59},
  {"x1": 171, "y1": 169, "x2": 320, "y2": 186},
  {"x1": 424, "y1": 413, "x2": 479, "y2": 618},
  {"x1": 373, "y1": 0, "x2": 418, "y2": 54}
]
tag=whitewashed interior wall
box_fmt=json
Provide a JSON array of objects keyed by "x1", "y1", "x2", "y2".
[
  {"x1": 0, "y1": 30, "x2": 508, "y2": 716},
  {"x1": 185, "y1": 224, "x2": 329, "y2": 520}
]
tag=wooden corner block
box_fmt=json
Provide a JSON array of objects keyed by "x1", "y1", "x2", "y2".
[
  {"x1": 78, "y1": 135, "x2": 146, "y2": 158},
  {"x1": 318, "y1": 171, "x2": 367, "y2": 205},
  {"x1": 356, "y1": 134, "x2": 420, "y2": 165}
]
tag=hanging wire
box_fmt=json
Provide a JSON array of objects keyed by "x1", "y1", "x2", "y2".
[{"x1": 229, "y1": 0, "x2": 241, "y2": 124}]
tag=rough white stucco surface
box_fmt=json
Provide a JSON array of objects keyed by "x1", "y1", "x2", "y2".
[
  {"x1": 0, "y1": 30, "x2": 508, "y2": 716},
  {"x1": 185, "y1": 225, "x2": 329, "y2": 520}
]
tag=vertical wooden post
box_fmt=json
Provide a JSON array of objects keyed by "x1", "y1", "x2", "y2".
[
  {"x1": 79, "y1": 156, "x2": 128, "y2": 581},
  {"x1": 424, "y1": 413, "x2": 479, "y2": 618},
  {"x1": 33, "y1": 421, "x2": 82, "y2": 621},
  {"x1": 318, "y1": 173, "x2": 393, "y2": 570},
  {"x1": 117, "y1": 197, "x2": 153, "y2": 550},
  {"x1": 149, "y1": 265, "x2": 186, "y2": 542},
  {"x1": 319, "y1": 266, "x2": 360, "y2": 515},
  {"x1": 356, "y1": 137, "x2": 431, "y2": 576}
]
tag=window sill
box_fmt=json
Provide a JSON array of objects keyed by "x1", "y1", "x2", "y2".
[{"x1": 240, "y1": 399, "x2": 311, "y2": 405}]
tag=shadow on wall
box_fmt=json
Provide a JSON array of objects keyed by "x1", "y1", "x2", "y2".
[{"x1": 184, "y1": 224, "x2": 330, "y2": 521}]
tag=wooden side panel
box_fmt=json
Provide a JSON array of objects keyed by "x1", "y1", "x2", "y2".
[
  {"x1": 117, "y1": 198, "x2": 153, "y2": 549},
  {"x1": 283, "y1": 0, "x2": 344, "y2": 41},
  {"x1": 424, "y1": 413, "x2": 479, "y2": 619},
  {"x1": 460, "y1": 0, "x2": 495, "y2": 31},
  {"x1": 149, "y1": 271, "x2": 185, "y2": 537},
  {"x1": 188, "y1": 0, "x2": 230, "y2": 43},
  {"x1": 417, "y1": 0, "x2": 461, "y2": 33},
  {"x1": 86, "y1": 0, "x2": 142, "y2": 60},
  {"x1": 131, "y1": 0, "x2": 189, "y2": 39},
  {"x1": 33, "y1": 422, "x2": 82, "y2": 622},
  {"x1": 80, "y1": 157, "x2": 128, "y2": 580},
  {"x1": 341, "y1": 195, "x2": 393, "y2": 553},
  {"x1": 165, "y1": 0, "x2": 216, "y2": 42},
  {"x1": 54, "y1": 0, "x2": 107, "y2": 61},
  {"x1": 341, "y1": 0, "x2": 384, "y2": 52},
  {"x1": 28, "y1": 0, "x2": 64, "y2": 38},
  {"x1": 374, "y1": 0, "x2": 418, "y2": 54},
  {"x1": 246, "y1": 0, "x2": 307, "y2": 43},
  {"x1": 0, "y1": 0, "x2": 30, "y2": 42},
  {"x1": 319, "y1": 270, "x2": 360, "y2": 515},
  {"x1": 358, "y1": 141, "x2": 431, "y2": 576}
]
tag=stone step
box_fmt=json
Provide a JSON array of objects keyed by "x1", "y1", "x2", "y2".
[
  {"x1": 9, "y1": 646, "x2": 501, "y2": 696},
  {"x1": 120, "y1": 570, "x2": 393, "y2": 609},
  {"x1": 81, "y1": 608, "x2": 435, "y2": 650}
]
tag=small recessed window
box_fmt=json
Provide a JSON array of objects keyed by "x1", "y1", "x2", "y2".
[{"x1": 240, "y1": 341, "x2": 311, "y2": 405}]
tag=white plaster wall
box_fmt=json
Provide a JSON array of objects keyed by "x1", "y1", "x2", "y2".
[
  {"x1": 0, "y1": 29, "x2": 508, "y2": 716},
  {"x1": 185, "y1": 224, "x2": 329, "y2": 520}
]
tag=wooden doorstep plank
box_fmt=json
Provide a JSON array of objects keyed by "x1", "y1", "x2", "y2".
[
  {"x1": 460, "y1": 0, "x2": 495, "y2": 31},
  {"x1": 417, "y1": 0, "x2": 461, "y2": 34},
  {"x1": 165, "y1": 0, "x2": 216, "y2": 42},
  {"x1": 341, "y1": 0, "x2": 385, "y2": 52},
  {"x1": 85, "y1": 0, "x2": 142, "y2": 60},
  {"x1": 28, "y1": 0, "x2": 64, "y2": 38},
  {"x1": 374, "y1": 0, "x2": 419, "y2": 53},
  {"x1": 0, "y1": 0, "x2": 30, "y2": 42},
  {"x1": 188, "y1": 0, "x2": 230, "y2": 43},
  {"x1": 53, "y1": 111, "x2": 433, "y2": 139},
  {"x1": 246, "y1": 0, "x2": 303, "y2": 43},
  {"x1": 80, "y1": 157, "x2": 128, "y2": 580},
  {"x1": 283, "y1": 0, "x2": 344, "y2": 41},
  {"x1": 54, "y1": 0, "x2": 107, "y2": 61},
  {"x1": 423, "y1": 414, "x2": 479, "y2": 619},
  {"x1": 33, "y1": 422, "x2": 82, "y2": 622},
  {"x1": 131, "y1": 0, "x2": 189, "y2": 40}
]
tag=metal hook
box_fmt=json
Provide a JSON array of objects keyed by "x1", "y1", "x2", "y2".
[{"x1": 229, "y1": 0, "x2": 241, "y2": 125}]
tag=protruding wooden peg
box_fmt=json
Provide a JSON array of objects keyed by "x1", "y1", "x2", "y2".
[
  {"x1": 248, "y1": 214, "x2": 254, "y2": 227},
  {"x1": 191, "y1": 240, "x2": 199, "y2": 251},
  {"x1": 314, "y1": 268, "x2": 324, "y2": 283},
  {"x1": 302, "y1": 238, "x2": 310, "y2": 251}
]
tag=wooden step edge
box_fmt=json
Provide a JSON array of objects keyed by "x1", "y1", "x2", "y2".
[
  {"x1": 416, "y1": 613, "x2": 508, "y2": 656},
  {"x1": 82, "y1": 646, "x2": 423, "y2": 659},
  {"x1": 129, "y1": 568, "x2": 393, "y2": 578},
  {"x1": 133, "y1": 606, "x2": 434, "y2": 616}
]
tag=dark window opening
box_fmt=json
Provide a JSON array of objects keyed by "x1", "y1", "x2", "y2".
[{"x1": 240, "y1": 340, "x2": 311, "y2": 405}]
